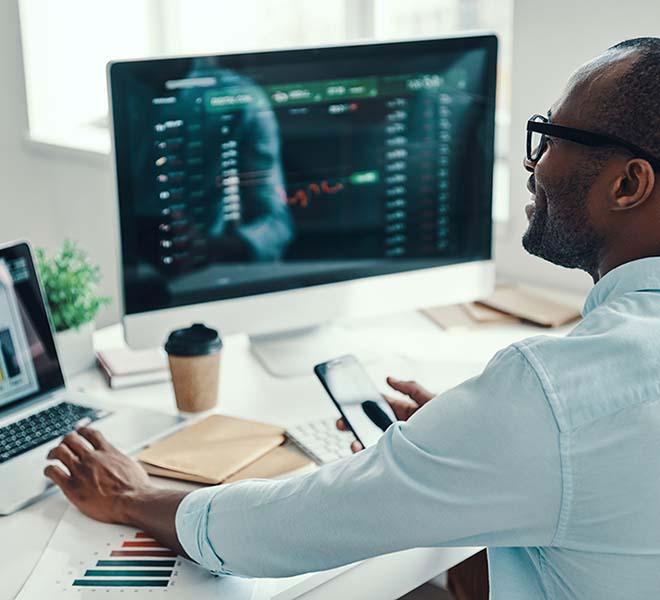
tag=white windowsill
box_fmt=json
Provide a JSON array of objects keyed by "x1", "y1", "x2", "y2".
[{"x1": 24, "y1": 126, "x2": 111, "y2": 166}]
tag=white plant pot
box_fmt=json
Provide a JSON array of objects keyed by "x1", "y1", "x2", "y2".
[{"x1": 56, "y1": 321, "x2": 96, "y2": 379}]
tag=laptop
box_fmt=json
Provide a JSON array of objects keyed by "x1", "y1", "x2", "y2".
[{"x1": 0, "y1": 241, "x2": 183, "y2": 515}]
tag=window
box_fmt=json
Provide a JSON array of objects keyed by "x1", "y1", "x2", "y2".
[
  {"x1": 19, "y1": 0, "x2": 512, "y2": 219},
  {"x1": 18, "y1": 0, "x2": 155, "y2": 152}
]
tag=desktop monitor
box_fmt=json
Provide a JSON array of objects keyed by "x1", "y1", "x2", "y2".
[{"x1": 109, "y1": 35, "x2": 497, "y2": 375}]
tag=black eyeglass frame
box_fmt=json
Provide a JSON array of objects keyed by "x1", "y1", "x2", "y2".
[{"x1": 527, "y1": 114, "x2": 660, "y2": 171}]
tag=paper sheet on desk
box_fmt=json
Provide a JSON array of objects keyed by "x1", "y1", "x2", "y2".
[{"x1": 15, "y1": 505, "x2": 268, "y2": 599}]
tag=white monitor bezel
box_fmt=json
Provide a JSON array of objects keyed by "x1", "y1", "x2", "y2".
[{"x1": 122, "y1": 260, "x2": 494, "y2": 348}]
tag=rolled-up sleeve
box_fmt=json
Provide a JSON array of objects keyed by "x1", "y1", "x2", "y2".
[{"x1": 175, "y1": 345, "x2": 562, "y2": 578}]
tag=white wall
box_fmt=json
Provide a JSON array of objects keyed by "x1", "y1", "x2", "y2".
[
  {"x1": 499, "y1": 0, "x2": 660, "y2": 294},
  {"x1": 0, "y1": 0, "x2": 119, "y2": 327},
  {"x1": 2, "y1": 0, "x2": 660, "y2": 330}
]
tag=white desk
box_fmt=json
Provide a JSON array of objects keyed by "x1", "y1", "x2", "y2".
[{"x1": 0, "y1": 309, "x2": 576, "y2": 599}]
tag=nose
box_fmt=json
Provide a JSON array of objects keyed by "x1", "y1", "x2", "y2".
[{"x1": 523, "y1": 156, "x2": 536, "y2": 173}]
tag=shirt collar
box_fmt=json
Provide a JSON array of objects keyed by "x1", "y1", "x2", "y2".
[{"x1": 583, "y1": 257, "x2": 660, "y2": 317}]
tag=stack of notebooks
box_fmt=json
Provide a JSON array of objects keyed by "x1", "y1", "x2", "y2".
[
  {"x1": 137, "y1": 414, "x2": 313, "y2": 485},
  {"x1": 96, "y1": 347, "x2": 170, "y2": 389}
]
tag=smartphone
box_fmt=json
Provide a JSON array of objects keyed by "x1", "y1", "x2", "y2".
[{"x1": 314, "y1": 355, "x2": 397, "y2": 448}]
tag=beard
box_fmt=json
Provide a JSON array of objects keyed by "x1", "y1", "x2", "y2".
[{"x1": 522, "y1": 166, "x2": 604, "y2": 278}]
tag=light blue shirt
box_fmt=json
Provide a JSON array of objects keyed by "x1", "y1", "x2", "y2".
[{"x1": 176, "y1": 258, "x2": 660, "y2": 599}]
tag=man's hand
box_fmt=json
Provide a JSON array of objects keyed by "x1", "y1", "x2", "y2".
[
  {"x1": 381, "y1": 376, "x2": 435, "y2": 420},
  {"x1": 45, "y1": 427, "x2": 189, "y2": 557},
  {"x1": 44, "y1": 427, "x2": 152, "y2": 523},
  {"x1": 337, "y1": 376, "x2": 435, "y2": 452}
]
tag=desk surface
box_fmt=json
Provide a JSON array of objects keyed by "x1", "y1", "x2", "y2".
[{"x1": 0, "y1": 309, "x2": 578, "y2": 599}]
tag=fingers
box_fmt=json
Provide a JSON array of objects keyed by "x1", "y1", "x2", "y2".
[
  {"x1": 77, "y1": 427, "x2": 110, "y2": 451},
  {"x1": 61, "y1": 431, "x2": 93, "y2": 458},
  {"x1": 337, "y1": 418, "x2": 363, "y2": 452},
  {"x1": 383, "y1": 394, "x2": 418, "y2": 421},
  {"x1": 386, "y1": 377, "x2": 434, "y2": 405},
  {"x1": 47, "y1": 444, "x2": 79, "y2": 473},
  {"x1": 47, "y1": 428, "x2": 104, "y2": 475},
  {"x1": 44, "y1": 464, "x2": 71, "y2": 489},
  {"x1": 336, "y1": 418, "x2": 362, "y2": 452},
  {"x1": 351, "y1": 440, "x2": 364, "y2": 453}
]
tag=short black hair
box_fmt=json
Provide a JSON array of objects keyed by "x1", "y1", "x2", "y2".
[{"x1": 597, "y1": 37, "x2": 660, "y2": 161}]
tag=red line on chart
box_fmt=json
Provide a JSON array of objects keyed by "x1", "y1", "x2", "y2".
[
  {"x1": 111, "y1": 550, "x2": 177, "y2": 557},
  {"x1": 122, "y1": 540, "x2": 167, "y2": 548},
  {"x1": 278, "y1": 181, "x2": 345, "y2": 208}
]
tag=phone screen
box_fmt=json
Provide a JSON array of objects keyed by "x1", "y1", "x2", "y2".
[{"x1": 316, "y1": 355, "x2": 397, "y2": 447}]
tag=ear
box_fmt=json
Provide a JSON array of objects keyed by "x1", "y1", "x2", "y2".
[{"x1": 611, "y1": 158, "x2": 656, "y2": 211}]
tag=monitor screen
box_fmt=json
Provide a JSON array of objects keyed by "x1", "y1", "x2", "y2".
[
  {"x1": 0, "y1": 243, "x2": 64, "y2": 411},
  {"x1": 110, "y1": 36, "x2": 497, "y2": 315}
]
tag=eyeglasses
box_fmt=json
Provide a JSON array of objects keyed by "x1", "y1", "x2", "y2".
[{"x1": 527, "y1": 114, "x2": 660, "y2": 171}]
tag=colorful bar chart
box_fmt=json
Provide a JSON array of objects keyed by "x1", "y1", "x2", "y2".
[
  {"x1": 17, "y1": 506, "x2": 261, "y2": 599},
  {"x1": 72, "y1": 532, "x2": 177, "y2": 589}
]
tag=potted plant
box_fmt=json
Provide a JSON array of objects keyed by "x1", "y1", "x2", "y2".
[{"x1": 36, "y1": 240, "x2": 110, "y2": 378}]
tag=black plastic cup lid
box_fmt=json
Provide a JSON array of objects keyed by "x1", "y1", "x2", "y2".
[{"x1": 164, "y1": 323, "x2": 222, "y2": 357}]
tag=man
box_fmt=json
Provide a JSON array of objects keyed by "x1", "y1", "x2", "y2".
[
  {"x1": 45, "y1": 38, "x2": 660, "y2": 598},
  {"x1": 124, "y1": 60, "x2": 293, "y2": 313}
]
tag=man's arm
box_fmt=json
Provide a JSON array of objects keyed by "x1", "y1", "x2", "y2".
[
  {"x1": 47, "y1": 345, "x2": 562, "y2": 579},
  {"x1": 44, "y1": 377, "x2": 433, "y2": 561}
]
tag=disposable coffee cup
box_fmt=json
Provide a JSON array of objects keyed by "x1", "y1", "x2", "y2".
[{"x1": 164, "y1": 323, "x2": 222, "y2": 413}]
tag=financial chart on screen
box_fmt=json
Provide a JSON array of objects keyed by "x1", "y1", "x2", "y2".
[
  {"x1": 0, "y1": 259, "x2": 39, "y2": 406},
  {"x1": 111, "y1": 38, "x2": 496, "y2": 314}
]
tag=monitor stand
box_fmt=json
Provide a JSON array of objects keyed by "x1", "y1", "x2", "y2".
[{"x1": 249, "y1": 323, "x2": 381, "y2": 378}]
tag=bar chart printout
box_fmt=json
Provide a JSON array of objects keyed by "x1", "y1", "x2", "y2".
[
  {"x1": 15, "y1": 506, "x2": 263, "y2": 598},
  {"x1": 71, "y1": 530, "x2": 177, "y2": 588}
]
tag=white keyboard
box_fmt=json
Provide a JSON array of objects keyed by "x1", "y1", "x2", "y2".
[{"x1": 287, "y1": 417, "x2": 356, "y2": 464}]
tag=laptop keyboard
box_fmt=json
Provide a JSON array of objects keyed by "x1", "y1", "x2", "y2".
[{"x1": 0, "y1": 402, "x2": 105, "y2": 464}]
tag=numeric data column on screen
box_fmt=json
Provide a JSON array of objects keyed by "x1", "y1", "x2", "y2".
[
  {"x1": 218, "y1": 135, "x2": 242, "y2": 227},
  {"x1": 383, "y1": 97, "x2": 410, "y2": 258},
  {"x1": 436, "y1": 93, "x2": 452, "y2": 252}
]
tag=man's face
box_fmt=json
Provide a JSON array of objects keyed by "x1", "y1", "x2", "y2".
[{"x1": 521, "y1": 95, "x2": 606, "y2": 277}]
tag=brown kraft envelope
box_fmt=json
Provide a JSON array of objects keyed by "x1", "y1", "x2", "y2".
[
  {"x1": 144, "y1": 444, "x2": 313, "y2": 485},
  {"x1": 224, "y1": 444, "x2": 313, "y2": 483},
  {"x1": 137, "y1": 414, "x2": 285, "y2": 485}
]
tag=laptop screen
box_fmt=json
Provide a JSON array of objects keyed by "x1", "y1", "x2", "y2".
[{"x1": 0, "y1": 243, "x2": 64, "y2": 411}]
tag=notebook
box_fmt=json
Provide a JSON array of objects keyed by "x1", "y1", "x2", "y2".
[{"x1": 96, "y1": 346, "x2": 170, "y2": 389}]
